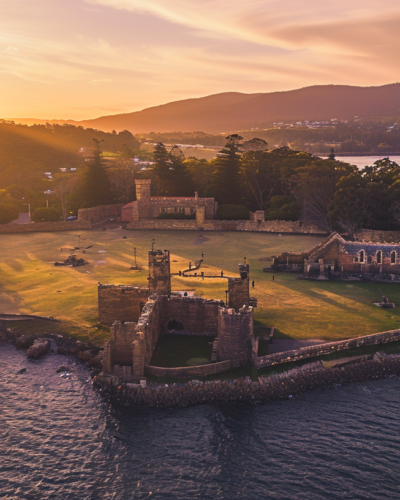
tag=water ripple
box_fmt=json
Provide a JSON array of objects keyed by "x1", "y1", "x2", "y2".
[{"x1": 1, "y1": 342, "x2": 400, "y2": 499}]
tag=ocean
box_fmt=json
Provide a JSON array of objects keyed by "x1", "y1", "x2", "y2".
[{"x1": 1, "y1": 342, "x2": 399, "y2": 500}]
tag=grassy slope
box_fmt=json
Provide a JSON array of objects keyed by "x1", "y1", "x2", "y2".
[{"x1": 1, "y1": 228, "x2": 400, "y2": 344}]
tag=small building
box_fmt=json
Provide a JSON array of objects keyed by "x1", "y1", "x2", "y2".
[{"x1": 121, "y1": 179, "x2": 217, "y2": 223}]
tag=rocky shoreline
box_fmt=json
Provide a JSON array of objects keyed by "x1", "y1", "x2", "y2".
[
  {"x1": 94, "y1": 353, "x2": 400, "y2": 409},
  {"x1": 2, "y1": 325, "x2": 400, "y2": 409},
  {"x1": 0, "y1": 327, "x2": 103, "y2": 373}
]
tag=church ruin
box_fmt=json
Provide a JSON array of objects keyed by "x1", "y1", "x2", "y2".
[{"x1": 266, "y1": 232, "x2": 400, "y2": 281}]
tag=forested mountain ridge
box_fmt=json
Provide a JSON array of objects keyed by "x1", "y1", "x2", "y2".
[{"x1": 8, "y1": 83, "x2": 400, "y2": 133}]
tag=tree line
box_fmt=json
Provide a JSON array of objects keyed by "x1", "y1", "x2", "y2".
[
  {"x1": 1, "y1": 122, "x2": 399, "y2": 235},
  {"x1": 143, "y1": 135, "x2": 400, "y2": 236}
]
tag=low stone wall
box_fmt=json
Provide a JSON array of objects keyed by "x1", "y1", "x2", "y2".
[
  {"x1": 78, "y1": 204, "x2": 124, "y2": 224},
  {"x1": 0, "y1": 221, "x2": 91, "y2": 234},
  {"x1": 145, "y1": 360, "x2": 231, "y2": 379},
  {"x1": 95, "y1": 354, "x2": 400, "y2": 408},
  {"x1": 356, "y1": 229, "x2": 400, "y2": 244},
  {"x1": 127, "y1": 219, "x2": 326, "y2": 234},
  {"x1": 255, "y1": 329, "x2": 400, "y2": 368}
]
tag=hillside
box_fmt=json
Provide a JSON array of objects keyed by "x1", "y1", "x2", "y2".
[
  {"x1": 9, "y1": 84, "x2": 400, "y2": 134},
  {"x1": 0, "y1": 122, "x2": 139, "y2": 189}
]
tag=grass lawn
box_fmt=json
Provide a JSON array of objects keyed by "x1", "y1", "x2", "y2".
[
  {"x1": 150, "y1": 334, "x2": 214, "y2": 367},
  {"x1": 1, "y1": 228, "x2": 400, "y2": 344}
]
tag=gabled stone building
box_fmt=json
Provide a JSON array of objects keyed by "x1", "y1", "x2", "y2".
[
  {"x1": 267, "y1": 232, "x2": 400, "y2": 280},
  {"x1": 121, "y1": 179, "x2": 218, "y2": 223}
]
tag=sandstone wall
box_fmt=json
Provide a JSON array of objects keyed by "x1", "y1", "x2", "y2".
[
  {"x1": 162, "y1": 296, "x2": 221, "y2": 335},
  {"x1": 132, "y1": 295, "x2": 166, "y2": 379},
  {"x1": 145, "y1": 360, "x2": 231, "y2": 379},
  {"x1": 78, "y1": 204, "x2": 124, "y2": 223},
  {"x1": 337, "y1": 254, "x2": 400, "y2": 275},
  {"x1": 103, "y1": 321, "x2": 137, "y2": 377},
  {"x1": 256, "y1": 329, "x2": 400, "y2": 368},
  {"x1": 98, "y1": 285, "x2": 150, "y2": 325},
  {"x1": 149, "y1": 197, "x2": 216, "y2": 220},
  {"x1": 0, "y1": 221, "x2": 91, "y2": 234},
  {"x1": 127, "y1": 219, "x2": 326, "y2": 233},
  {"x1": 356, "y1": 229, "x2": 400, "y2": 243},
  {"x1": 217, "y1": 306, "x2": 254, "y2": 366}
]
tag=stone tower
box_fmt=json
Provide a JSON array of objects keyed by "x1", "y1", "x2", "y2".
[
  {"x1": 228, "y1": 263, "x2": 250, "y2": 311},
  {"x1": 133, "y1": 179, "x2": 152, "y2": 220},
  {"x1": 148, "y1": 249, "x2": 171, "y2": 295},
  {"x1": 217, "y1": 305, "x2": 254, "y2": 366}
]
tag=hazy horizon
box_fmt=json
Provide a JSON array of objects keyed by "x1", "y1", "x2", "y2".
[{"x1": 2, "y1": 0, "x2": 400, "y2": 120}]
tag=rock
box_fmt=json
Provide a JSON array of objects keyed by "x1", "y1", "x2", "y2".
[
  {"x1": 16, "y1": 334, "x2": 36, "y2": 349},
  {"x1": 27, "y1": 338, "x2": 50, "y2": 359},
  {"x1": 79, "y1": 350, "x2": 97, "y2": 362},
  {"x1": 16, "y1": 368, "x2": 27, "y2": 374},
  {"x1": 56, "y1": 365, "x2": 72, "y2": 373}
]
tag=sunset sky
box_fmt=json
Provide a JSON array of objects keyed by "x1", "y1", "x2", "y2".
[{"x1": 1, "y1": 0, "x2": 400, "y2": 120}]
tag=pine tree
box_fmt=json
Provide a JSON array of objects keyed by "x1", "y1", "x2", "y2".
[
  {"x1": 211, "y1": 134, "x2": 244, "y2": 204},
  {"x1": 80, "y1": 139, "x2": 114, "y2": 208},
  {"x1": 152, "y1": 143, "x2": 194, "y2": 196}
]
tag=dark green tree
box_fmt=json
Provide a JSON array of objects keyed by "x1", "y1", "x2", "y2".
[
  {"x1": 79, "y1": 139, "x2": 114, "y2": 208},
  {"x1": 152, "y1": 143, "x2": 194, "y2": 196},
  {"x1": 329, "y1": 173, "x2": 371, "y2": 238},
  {"x1": 211, "y1": 134, "x2": 244, "y2": 205},
  {"x1": 0, "y1": 203, "x2": 19, "y2": 224},
  {"x1": 290, "y1": 159, "x2": 355, "y2": 232}
]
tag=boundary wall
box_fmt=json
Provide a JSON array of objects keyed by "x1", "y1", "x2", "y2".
[
  {"x1": 127, "y1": 219, "x2": 326, "y2": 234},
  {"x1": 356, "y1": 229, "x2": 400, "y2": 243},
  {"x1": 145, "y1": 360, "x2": 231, "y2": 378},
  {"x1": 0, "y1": 221, "x2": 91, "y2": 234},
  {"x1": 78, "y1": 204, "x2": 124, "y2": 224},
  {"x1": 255, "y1": 329, "x2": 400, "y2": 368}
]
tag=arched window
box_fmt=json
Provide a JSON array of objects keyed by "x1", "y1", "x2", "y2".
[
  {"x1": 391, "y1": 251, "x2": 396, "y2": 264},
  {"x1": 376, "y1": 250, "x2": 382, "y2": 264},
  {"x1": 359, "y1": 250, "x2": 365, "y2": 263}
]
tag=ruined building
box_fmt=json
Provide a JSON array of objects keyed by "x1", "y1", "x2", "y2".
[
  {"x1": 100, "y1": 249, "x2": 258, "y2": 381},
  {"x1": 266, "y1": 232, "x2": 400, "y2": 280}
]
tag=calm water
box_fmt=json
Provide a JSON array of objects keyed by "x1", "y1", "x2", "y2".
[
  {"x1": 1, "y1": 342, "x2": 400, "y2": 500},
  {"x1": 323, "y1": 155, "x2": 400, "y2": 169}
]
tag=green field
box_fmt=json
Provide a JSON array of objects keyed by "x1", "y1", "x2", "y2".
[{"x1": 1, "y1": 228, "x2": 400, "y2": 344}]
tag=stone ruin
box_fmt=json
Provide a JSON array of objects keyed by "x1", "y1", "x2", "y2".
[
  {"x1": 99, "y1": 249, "x2": 259, "y2": 381},
  {"x1": 54, "y1": 255, "x2": 88, "y2": 267},
  {"x1": 265, "y1": 232, "x2": 400, "y2": 281}
]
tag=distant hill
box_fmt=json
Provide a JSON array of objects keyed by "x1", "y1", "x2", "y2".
[{"x1": 9, "y1": 83, "x2": 400, "y2": 134}]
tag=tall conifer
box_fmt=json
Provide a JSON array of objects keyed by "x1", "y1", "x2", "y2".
[
  {"x1": 211, "y1": 134, "x2": 244, "y2": 204},
  {"x1": 80, "y1": 139, "x2": 114, "y2": 208}
]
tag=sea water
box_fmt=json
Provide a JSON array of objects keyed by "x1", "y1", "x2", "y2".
[{"x1": 1, "y1": 342, "x2": 399, "y2": 499}]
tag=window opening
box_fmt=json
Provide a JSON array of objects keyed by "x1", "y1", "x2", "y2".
[{"x1": 167, "y1": 319, "x2": 184, "y2": 331}]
